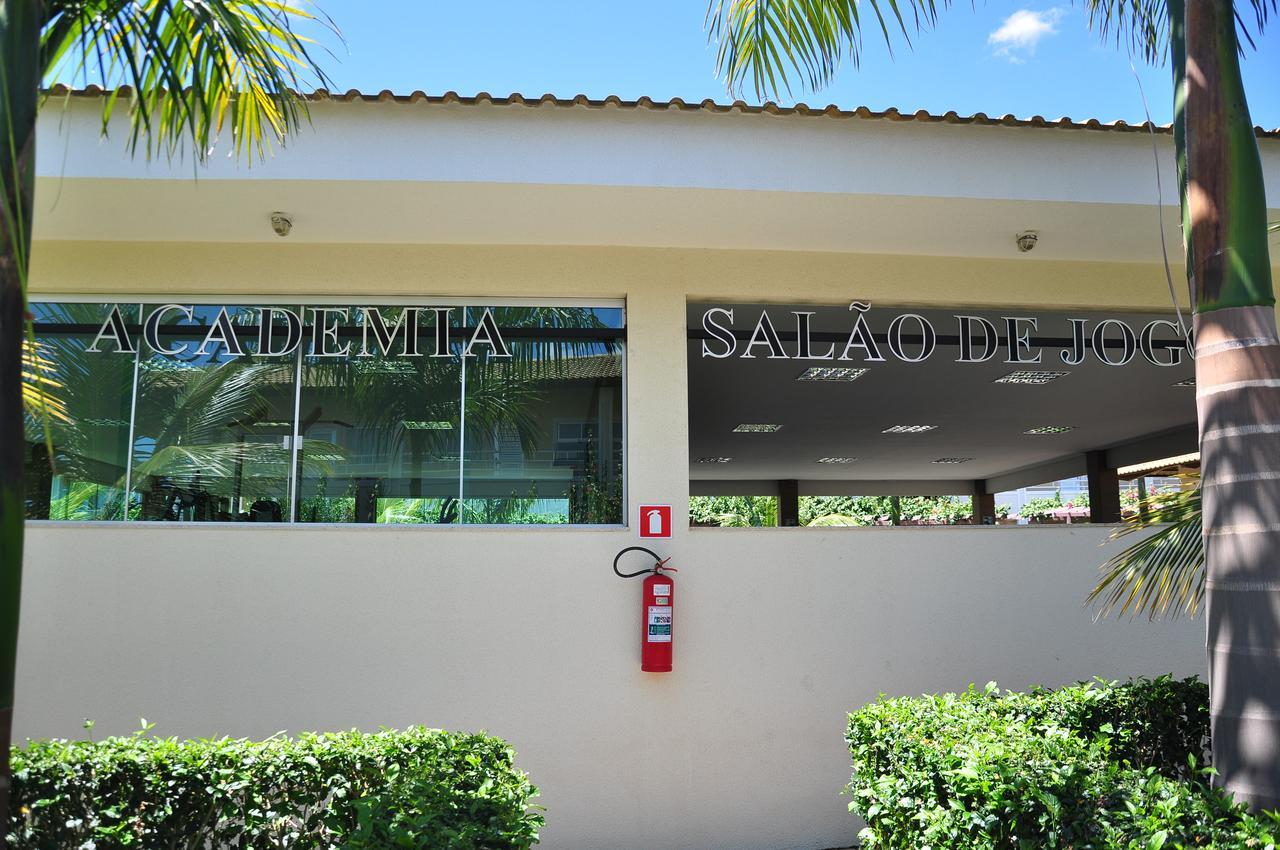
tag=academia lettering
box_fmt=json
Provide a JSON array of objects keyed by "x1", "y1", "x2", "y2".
[{"x1": 85, "y1": 304, "x2": 512, "y2": 359}]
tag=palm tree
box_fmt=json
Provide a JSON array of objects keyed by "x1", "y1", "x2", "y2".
[
  {"x1": 707, "y1": 0, "x2": 1278, "y2": 810},
  {"x1": 1, "y1": 0, "x2": 332, "y2": 832}
]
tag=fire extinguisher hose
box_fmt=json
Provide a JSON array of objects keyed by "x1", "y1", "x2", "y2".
[{"x1": 613, "y1": 546, "x2": 676, "y2": 579}]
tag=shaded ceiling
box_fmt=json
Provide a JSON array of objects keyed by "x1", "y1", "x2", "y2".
[{"x1": 687, "y1": 302, "x2": 1197, "y2": 489}]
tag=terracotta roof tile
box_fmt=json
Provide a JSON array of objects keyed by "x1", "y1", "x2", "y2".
[{"x1": 43, "y1": 85, "x2": 1280, "y2": 138}]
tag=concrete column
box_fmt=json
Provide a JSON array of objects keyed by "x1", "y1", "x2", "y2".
[
  {"x1": 1086, "y1": 450, "x2": 1122, "y2": 523},
  {"x1": 779, "y1": 479, "x2": 800, "y2": 527},
  {"x1": 625, "y1": 282, "x2": 689, "y2": 538},
  {"x1": 972, "y1": 480, "x2": 996, "y2": 525}
]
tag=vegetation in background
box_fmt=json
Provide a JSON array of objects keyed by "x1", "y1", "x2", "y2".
[
  {"x1": 689, "y1": 495, "x2": 779, "y2": 526},
  {"x1": 688, "y1": 495, "x2": 1017, "y2": 527}
]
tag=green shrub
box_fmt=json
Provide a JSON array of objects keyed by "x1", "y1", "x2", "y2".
[
  {"x1": 9, "y1": 725, "x2": 543, "y2": 849},
  {"x1": 846, "y1": 676, "x2": 1280, "y2": 849}
]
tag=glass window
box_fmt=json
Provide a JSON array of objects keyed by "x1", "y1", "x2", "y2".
[
  {"x1": 461, "y1": 306, "x2": 624, "y2": 524},
  {"x1": 130, "y1": 305, "x2": 297, "y2": 522},
  {"x1": 23, "y1": 302, "x2": 137, "y2": 520},
  {"x1": 24, "y1": 300, "x2": 625, "y2": 526},
  {"x1": 296, "y1": 306, "x2": 462, "y2": 524}
]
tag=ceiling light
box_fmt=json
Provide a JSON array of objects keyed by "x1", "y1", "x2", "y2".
[
  {"x1": 994, "y1": 370, "x2": 1070, "y2": 385},
  {"x1": 882, "y1": 425, "x2": 938, "y2": 434},
  {"x1": 797, "y1": 366, "x2": 868, "y2": 382},
  {"x1": 1024, "y1": 425, "x2": 1074, "y2": 435},
  {"x1": 733, "y1": 423, "x2": 782, "y2": 433},
  {"x1": 1172, "y1": 377, "x2": 1196, "y2": 387},
  {"x1": 697, "y1": 456, "x2": 734, "y2": 463},
  {"x1": 932, "y1": 457, "x2": 974, "y2": 464},
  {"x1": 816, "y1": 457, "x2": 858, "y2": 464},
  {"x1": 402, "y1": 420, "x2": 453, "y2": 430}
]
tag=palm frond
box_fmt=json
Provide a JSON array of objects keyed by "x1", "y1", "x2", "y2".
[
  {"x1": 42, "y1": 0, "x2": 337, "y2": 162},
  {"x1": 1083, "y1": 1, "x2": 1275, "y2": 62},
  {"x1": 21, "y1": 339, "x2": 70, "y2": 424},
  {"x1": 706, "y1": 0, "x2": 947, "y2": 99},
  {"x1": 1089, "y1": 483, "x2": 1203, "y2": 620}
]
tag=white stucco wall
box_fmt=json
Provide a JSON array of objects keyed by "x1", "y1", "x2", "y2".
[{"x1": 16, "y1": 523, "x2": 1203, "y2": 850}]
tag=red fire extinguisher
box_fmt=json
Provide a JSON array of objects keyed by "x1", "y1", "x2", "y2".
[{"x1": 614, "y1": 546, "x2": 677, "y2": 673}]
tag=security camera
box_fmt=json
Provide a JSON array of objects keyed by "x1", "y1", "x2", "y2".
[
  {"x1": 270, "y1": 212, "x2": 293, "y2": 238},
  {"x1": 1015, "y1": 231, "x2": 1039, "y2": 252}
]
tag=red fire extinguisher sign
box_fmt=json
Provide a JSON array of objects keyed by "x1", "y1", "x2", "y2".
[{"x1": 639, "y1": 504, "x2": 672, "y2": 538}]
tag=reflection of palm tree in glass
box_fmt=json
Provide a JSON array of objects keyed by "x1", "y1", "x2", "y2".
[
  {"x1": 300, "y1": 348, "x2": 543, "y2": 524},
  {"x1": 302, "y1": 306, "x2": 620, "y2": 524},
  {"x1": 131, "y1": 355, "x2": 343, "y2": 522},
  {"x1": 22, "y1": 303, "x2": 136, "y2": 520},
  {"x1": 471, "y1": 306, "x2": 623, "y2": 524}
]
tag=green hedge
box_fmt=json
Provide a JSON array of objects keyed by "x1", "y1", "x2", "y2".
[
  {"x1": 847, "y1": 676, "x2": 1280, "y2": 849},
  {"x1": 8, "y1": 726, "x2": 542, "y2": 849}
]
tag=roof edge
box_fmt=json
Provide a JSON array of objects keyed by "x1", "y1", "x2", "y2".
[{"x1": 43, "y1": 85, "x2": 1280, "y2": 139}]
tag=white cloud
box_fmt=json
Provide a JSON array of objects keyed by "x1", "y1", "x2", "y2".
[{"x1": 988, "y1": 8, "x2": 1065, "y2": 61}]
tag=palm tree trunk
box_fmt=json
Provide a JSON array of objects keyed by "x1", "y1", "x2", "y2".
[
  {"x1": 0, "y1": 0, "x2": 42, "y2": 836},
  {"x1": 1179, "y1": 0, "x2": 1280, "y2": 812}
]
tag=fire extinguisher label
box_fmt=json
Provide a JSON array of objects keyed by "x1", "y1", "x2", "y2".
[
  {"x1": 647, "y1": 606, "x2": 672, "y2": 642},
  {"x1": 653, "y1": 584, "x2": 671, "y2": 596}
]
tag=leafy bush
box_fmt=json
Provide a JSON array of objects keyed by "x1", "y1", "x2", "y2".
[
  {"x1": 798, "y1": 495, "x2": 1004, "y2": 526},
  {"x1": 846, "y1": 676, "x2": 1280, "y2": 849},
  {"x1": 689, "y1": 495, "x2": 778, "y2": 527},
  {"x1": 1019, "y1": 491, "x2": 1091, "y2": 521},
  {"x1": 9, "y1": 725, "x2": 543, "y2": 849}
]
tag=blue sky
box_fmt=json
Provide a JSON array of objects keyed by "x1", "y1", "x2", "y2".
[{"x1": 299, "y1": 1, "x2": 1280, "y2": 128}]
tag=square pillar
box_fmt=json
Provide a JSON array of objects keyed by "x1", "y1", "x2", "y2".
[
  {"x1": 972, "y1": 480, "x2": 996, "y2": 525},
  {"x1": 1085, "y1": 450, "x2": 1122, "y2": 523},
  {"x1": 625, "y1": 285, "x2": 690, "y2": 537},
  {"x1": 778, "y1": 479, "x2": 800, "y2": 527}
]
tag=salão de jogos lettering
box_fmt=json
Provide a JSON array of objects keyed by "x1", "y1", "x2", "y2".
[{"x1": 698, "y1": 303, "x2": 1188, "y2": 367}]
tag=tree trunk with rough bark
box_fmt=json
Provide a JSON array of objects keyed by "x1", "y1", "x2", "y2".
[
  {"x1": 1180, "y1": 0, "x2": 1280, "y2": 812},
  {"x1": 0, "y1": 0, "x2": 41, "y2": 837}
]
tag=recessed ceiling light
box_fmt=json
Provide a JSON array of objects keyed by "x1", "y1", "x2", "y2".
[
  {"x1": 816, "y1": 457, "x2": 858, "y2": 464},
  {"x1": 402, "y1": 420, "x2": 454, "y2": 430},
  {"x1": 994, "y1": 370, "x2": 1070, "y2": 385},
  {"x1": 797, "y1": 366, "x2": 868, "y2": 382},
  {"x1": 1172, "y1": 377, "x2": 1196, "y2": 387},
  {"x1": 697, "y1": 456, "x2": 734, "y2": 463},
  {"x1": 882, "y1": 425, "x2": 938, "y2": 434},
  {"x1": 932, "y1": 457, "x2": 974, "y2": 464},
  {"x1": 733, "y1": 423, "x2": 783, "y2": 433},
  {"x1": 1024, "y1": 425, "x2": 1074, "y2": 435}
]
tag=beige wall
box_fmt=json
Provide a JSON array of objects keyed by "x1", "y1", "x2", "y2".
[
  {"x1": 32, "y1": 240, "x2": 1198, "y2": 311},
  {"x1": 18, "y1": 241, "x2": 1208, "y2": 849},
  {"x1": 17, "y1": 524, "x2": 1202, "y2": 850}
]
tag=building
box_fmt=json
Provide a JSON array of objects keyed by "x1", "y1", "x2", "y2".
[{"x1": 18, "y1": 88, "x2": 1280, "y2": 849}]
